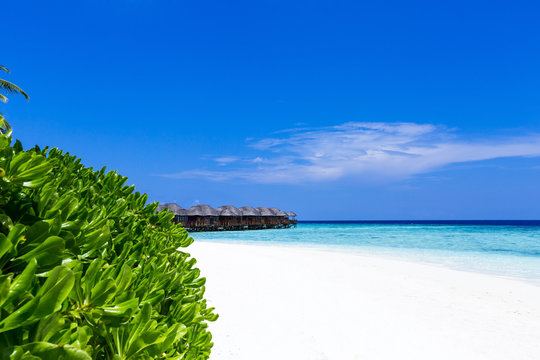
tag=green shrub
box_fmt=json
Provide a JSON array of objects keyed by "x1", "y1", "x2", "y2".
[{"x1": 0, "y1": 121, "x2": 217, "y2": 359}]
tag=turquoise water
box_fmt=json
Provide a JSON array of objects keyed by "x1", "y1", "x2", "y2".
[{"x1": 192, "y1": 222, "x2": 540, "y2": 283}]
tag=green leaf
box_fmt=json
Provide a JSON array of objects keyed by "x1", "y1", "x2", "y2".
[
  {"x1": 0, "y1": 214, "x2": 14, "y2": 231},
  {"x1": 126, "y1": 302, "x2": 151, "y2": 351},
  {"x1": 32, "y1": 313, "x2": 65, "y2": 343},
  {"x1": 6, "y1": 346, "x2": 24, "y2": 360},
  {"x1": 93, "y1": 298, "x2": 139, "y2": 324},
  {"x1": 0, "y1": 297, "x2": 39, "y2": 333},
  {"x1": 43, "y1": 214, "x2": 62, "y2": 237},
  {"x1": 17, "y1": 236, "x2": 65, "y2": 267},
  {"x1": 25, "y1": 221, "x2": 50, "y2": 246},
  {"x1": 82, "y1": 258, "x2": 104, "y2": 298},
  {"x1": 3, "y1": 258, "x2": 37, "y2": 306},
  {"x1": 14, "y1": 161, "x2": 52, "y2": 182},
  {"x1": 0, "y1": 274, "x2": 11, "y2": 307},
  {"x1": 115, "y1": 264, "x2": 132, "y2": 294},
  {"x1": 37, "y1": 182, "x2": 57, "y2": 215},
  {"x1": 8, "y1": 154, "x2": 52, "y2": 188},
  {"x1": 143, "y1": 289, "x2": 165, "y2": 306},
  {"x1": 178, "y1": 303, "x2": 200, "y2": 324},
  {"x1": 33, "y1": 266, "x2": 74, "y2": 318},
  {"x1": 8, "y1": 152, "x2": 31, "y2": 174},
  {"x1": 0, "y1": 266, "x2": 75, "y2": 332},
  {"x1": 5, "y1": 224, "x2": 26, "y2": 254},
  {"x1": 43, "y1": 193, "x2": 78, "y2": 222},
  {"x1": 0, "y1": 233, "x2": 11, "y2": 259},
  {"x1": 80, "y1": 226, "x2": 110, "y2": 255},
  {"x1": 20, "y1": 342, "x2": 91, "y2": 360},
  {"x1": 89, "y1": 278, "x2": 116, "y2": 306},
  {"x1": 161, "y1": 323, "x2": 187, "y2": 352}
]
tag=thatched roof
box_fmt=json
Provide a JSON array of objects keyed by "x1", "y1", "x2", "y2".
[
  {"x1": 217, "y1": 205, "x2": 241, "y2": 217},
  {"x1": 156, "y1": 203, "x2": 295, "y2": 218},
  {"x1": 269, "y1": 208, "x2": 288, "y2": 217},
  {"x1": 239, "y1": 206, "x2": 260, "y2": 216},
  {"x1": 256, "y1": 207, "x2": 275, "y2": 216},
  {"x1": 157, "y1": 203, "x2": 188, "y2": 216},
  {"x1": 187, "y1": 204, "x2": 219, "y2": 216}
]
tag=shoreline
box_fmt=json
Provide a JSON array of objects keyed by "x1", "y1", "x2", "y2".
[
  {"x1": 193, "y1": 238, "x2": 540, "y2": 286},
  {"x1": 190, "y1": 241, "x2": 540, "y2": 360}
]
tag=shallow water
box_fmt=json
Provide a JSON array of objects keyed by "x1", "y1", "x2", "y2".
[{"x1": 192, "y1": 222, "x2": 540, "y2": 283}]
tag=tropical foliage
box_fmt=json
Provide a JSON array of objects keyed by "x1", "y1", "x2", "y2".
[
  {"x1": 0, "y1": 66, "x2": 29, "y2": 103},
  {"x1": 0, "y1": 119, "x2": 217, "y2": 359}
]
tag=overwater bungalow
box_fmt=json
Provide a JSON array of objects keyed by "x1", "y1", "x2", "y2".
[
  {"x1": 286, "y1": 211, "x2": 297, "y2": 221},
  {"x1": 239, "y1": 206, "x2": 261, "y2": 226},
  {"x1": 187, "y1": 205, "x2": 219, "y2": 227},
  {"x1": 157, "y1": 202, "x2": 296, "y2": 231},
  {"x1": 270, "y1": 208, "x2": 288, "y2": 225},
  {"x1": 217, "y1": 205, "x2": 242, "y2": 227},
  {"x1": 256, "y1": 207, "x2": 280, "y2": 227},
  {"x1": 285, "y1": 211, "x2": 298, "y2": 227}
]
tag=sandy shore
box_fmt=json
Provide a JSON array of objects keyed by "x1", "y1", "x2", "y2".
[{"x1": 189, "y1": 241, "x2": 540, "y2": 360}]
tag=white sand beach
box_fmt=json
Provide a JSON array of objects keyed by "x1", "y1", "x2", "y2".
[{"x1": 189, "y1": 241, "x2": 540, "y2": 360}]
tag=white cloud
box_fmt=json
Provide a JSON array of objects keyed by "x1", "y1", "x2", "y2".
[
  {"x1": 214, "y1": 156, "x2": 239, "y2": 166},
  {"x1": 161, "y1": 122, "x2": 540, "y2": 184}
]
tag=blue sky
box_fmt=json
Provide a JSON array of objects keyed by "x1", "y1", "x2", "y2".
[{"x1": 3, "y1": 0, "x2": 540, "y2": 219}]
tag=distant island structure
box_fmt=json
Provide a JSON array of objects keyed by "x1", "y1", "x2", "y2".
[{"x1": 156, "y1": 203, "x2": 297, "y2": 232}]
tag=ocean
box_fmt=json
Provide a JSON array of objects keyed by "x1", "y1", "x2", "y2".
[{"x1": 192, "y1": 221, "x2": 540, "y2": 284}]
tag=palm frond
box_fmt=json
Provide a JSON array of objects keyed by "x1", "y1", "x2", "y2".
[
  {"x1": 0, "y1": 94, "x2": 6, "y2": 103},
  {"x1": 0, "y1": 66, "x2": 10, "y2": 74},
  {"x1": 0, "y1": 113, "x2": 12, "y2": 136},
  {"x1": 0, "y1": 79, "x2": 29, "y2": 100}
]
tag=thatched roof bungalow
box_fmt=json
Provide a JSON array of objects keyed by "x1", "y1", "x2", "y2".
[
  {"x1": 156, "y1": 202, "x2": 296, "y2": 230},
  {"x1": 256, "y1": 207, "x2": 275, "y2": 217},
  {"x1": 217, "y1": 205, "x2": 242, "y2": 225},
  {"x1": 187, "y1": 204, "x2": 219, "y2": 225},
  {"x1": 270, "y1": 208, "x2": 288, "y2": 217},
  {"x1": 269, "y1": 208, "x2": 289, "y2": 224},
  {"x1": 187, "y1": 204, "x2": 219, "y2": 216},
  {"x1": 257, "y1": 207, "x2": 279, "y2": 225},
  {"x1": 286, "y1": 211, "x2": 297, "y2": 219},
  {"x1": 239, "y1": 206, "x2": 260, "y2": 216},
  {"x1": 239, "y1": 206, "x2": 260, "y2": 225},
  {"x1": 217, "y1": 205, "x2": 241, "y2": 217}
]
